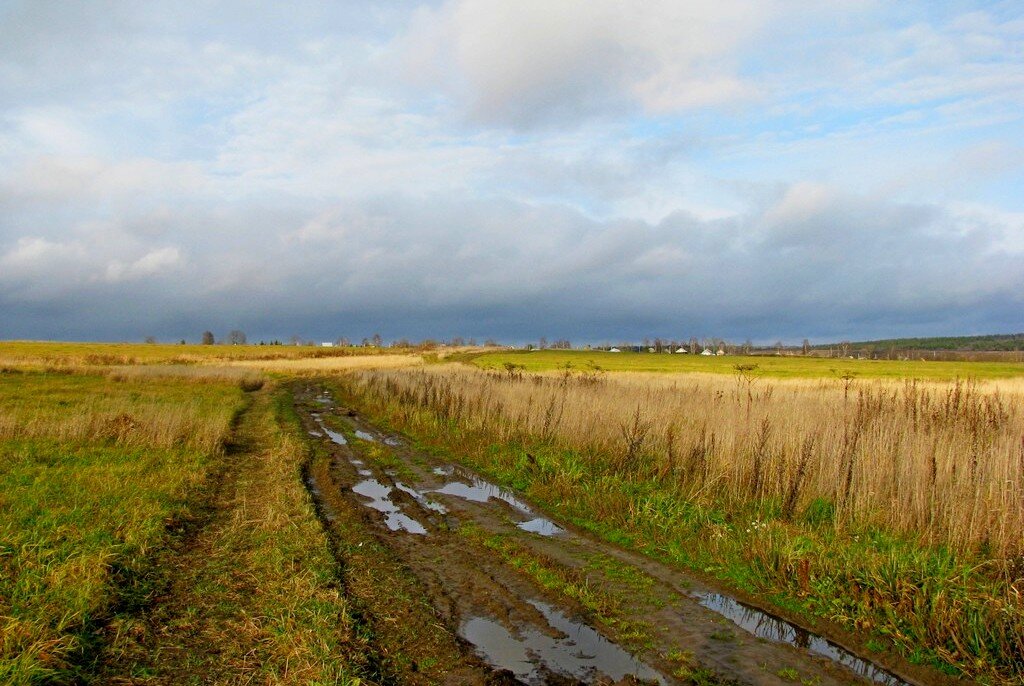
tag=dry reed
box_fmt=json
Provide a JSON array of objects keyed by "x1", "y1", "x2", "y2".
[
  {"x1": 227, "y1": 354, "x2": 423, "y2": 373},
  {"x1": 351, "y1": 366, "x2": 1024, "y2": 557}
]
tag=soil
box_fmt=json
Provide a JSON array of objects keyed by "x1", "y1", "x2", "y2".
[{"x1": 293, "y1": 382, "x2": 932, "y2": 686}]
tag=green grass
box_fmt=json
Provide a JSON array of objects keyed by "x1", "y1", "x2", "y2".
[
  {"x1": 0, "y1": 371, "x2": 368, "y2": 684},
  {"x1": 459, "y1": 524, "x2": 652, "y2": 647},
  {"x1": 469, "y1": 349, "x2": 1024, "y2": 379},
  {"x1": 0, "y1": 372, "x2": 243, "y2": 683}
]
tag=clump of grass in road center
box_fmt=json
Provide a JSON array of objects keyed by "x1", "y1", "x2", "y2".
[
  {"x1": 0, "y1": 372, "x2": 243, "y2": 684},
  {"x1": 459, "y1": 524, "x2": 652, "y2": 648},
  {"x1": 333, "y1": 367, "x2": 1024, "y2": 684}
]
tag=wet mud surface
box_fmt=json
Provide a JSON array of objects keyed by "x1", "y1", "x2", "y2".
[{"x1": 295, "y1": 384, "x2": 922, "y2": 686}]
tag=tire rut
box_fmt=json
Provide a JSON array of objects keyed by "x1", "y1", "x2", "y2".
[{"x1": 295, "y1": 381, "x2": 941, "y2": 686}]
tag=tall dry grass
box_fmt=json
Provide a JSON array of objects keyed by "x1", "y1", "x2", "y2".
[
  {"x1": 352, "y1": 366, "x2": 1024, "y2": 557},
  {"x1": 228, "y1": 353, "x2": 423, "y2": 373},
  {"x1": 0, "y1": 373, "x2": 243, "y2": 454}
]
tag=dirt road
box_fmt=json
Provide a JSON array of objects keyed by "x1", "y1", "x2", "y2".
[{"x1": 295, "y1": 383, "x2": 920, "y2": 686}]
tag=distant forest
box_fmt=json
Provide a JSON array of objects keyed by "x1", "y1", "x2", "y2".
[{"x1": 816, "y1": 333, "x2": 1024, "y2": 353}]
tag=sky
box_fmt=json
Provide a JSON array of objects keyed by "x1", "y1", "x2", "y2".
[{"x1": 1, "y1": 1, "x2": 1022, "y2": 345}]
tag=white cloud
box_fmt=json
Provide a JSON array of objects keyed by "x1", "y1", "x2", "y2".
[
  {"x1": 104, "y1": 247, "x2": 183, "y2": 283},
  {"x1": 1, "y1": 2, "x2": 1022, "y2": 342},
  {"x1": 399, "y1": 0, "x2": 775, "y2": 128}
]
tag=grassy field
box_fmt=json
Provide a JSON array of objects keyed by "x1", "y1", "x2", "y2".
[
  {"x1": 469, "y1": 349, "x2": 1024, "y2": 379},
  {"x1": 339, "y1": 365, "x2": 1024, "y2": 683},
  {"x1": 0, "y1": 367, "x2": 369, "y2": 684},
  {"x1": 5, "y1": 340, "x2": 1024, "y2": 683},
  {"x1": 0, "y1": 370, "x2": 243, "y2": 682},
  {"x1": 0, "y1": 340, "x2": 396, "y2": 368}
]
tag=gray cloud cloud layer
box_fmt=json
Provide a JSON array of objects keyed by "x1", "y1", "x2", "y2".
[{"x1": 1, "y1": 1, "x2": 1022, "y2": 343}]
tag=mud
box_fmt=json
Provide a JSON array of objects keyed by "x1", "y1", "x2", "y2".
[{"x1": 295, "y1": 384, "x2": 925, "y2": 686}]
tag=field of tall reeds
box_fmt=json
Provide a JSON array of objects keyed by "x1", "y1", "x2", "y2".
[{"x1": 337, "y1": 365, "x2": 1024, "y2": 682}]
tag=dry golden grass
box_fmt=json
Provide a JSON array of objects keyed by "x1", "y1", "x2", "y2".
[
  {"x1": 102, "y1": 364, "x2": 264, "y2": 384},
  {"x1": 228, "y1": 353, "x2": 423, "y2": 373},
  {"x1": 97, "y1": 388, "x2": 371, "y2": 684},
  {"x1": 0, "y1": 371, "x2": 241, "y2": 454},
  {"x1": 357, "y1": 365, "x2": 1024, "y2": 557},
  {"x1": 0, "y1": 340, "x2": 397, "y2": 368}
]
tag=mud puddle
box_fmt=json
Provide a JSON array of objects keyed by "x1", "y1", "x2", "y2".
[
  {"x1": 698, "y1": 593, "x2": 908, "y2": 686},
  {"x1": 302, "y1": 470, "x2": 336, "y2": 523},
  {"x1": 311, "y1": 413, "x2": 348, "y2": 445},
  {"x1": 464, "y1": 599, "x2": 664, "y2": 685},
  {"x1": 518, "y1": 518, "x2": 564, "y2": 536},
  {"x1": 395, "y1": 481, "x2": 448, "y2": 513},
  {"x1": 351, "y1": 478, "x2": 428, "y2": 534},
  {"x1": 298, "y1": 385, "x2": 927, "y2": 686},
  {"x1": 433, "y1": 466, "x2": 564, "y2": 536}
]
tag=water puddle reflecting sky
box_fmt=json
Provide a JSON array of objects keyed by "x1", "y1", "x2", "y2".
[
  {"x1": 518, "y1": 517, "x2": 564, "y2": 536},
  {"x1": 434, "y1": 477, "x2": 534, "y2": 515},
  {"x1": 697, "y1": 593, "x2": 908, "y2": 685},
  {"x1": 396, "y1": 482, "x2": 448, "y2": 513},
  {"x1": 312, "y1": 415, "x2": 348, "y2": 445},
  {"x1": 462, "y1": 599, "x2": 664, "y2": 685},
  {"x1": 352, "y1": 478, "x2": 427, "y2": 534}
]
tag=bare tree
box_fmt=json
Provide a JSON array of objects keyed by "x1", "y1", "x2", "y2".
[
  {"x1": 228, "y1": 330, "x2": 247, "y2": 345},
  {"x1": 144, "y1": 336, "x2": 157, "y2": 344},
  {"x1": 201, "y1": 331, "x2": 215, "y2": 345},
  {"x1": 802, "y1": 338, "x2": 811, "y2": 355}
]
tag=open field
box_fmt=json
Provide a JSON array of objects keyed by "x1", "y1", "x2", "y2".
[
  {"x1": 0, "y1": 340, "x2": 401, "y2": 369},
  {"x1": 227, "y1": 353, "x2": 424, "y2": 373},
  {"x1": 469, "y1": 349, "x2": 1024, "y2": 380},
  {"x1": 339, "y1": 365, "x2": 1024, "y2": 683},
  {"x1": 4, "y1": 341, "x2": 1023, "y2": 685}
]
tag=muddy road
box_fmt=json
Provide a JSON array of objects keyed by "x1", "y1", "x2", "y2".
[{"x1": 294, "y1": 383, "x2": 920, "y2": 686}]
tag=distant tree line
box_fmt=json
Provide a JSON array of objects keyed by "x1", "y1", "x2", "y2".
[{"x1": 814, "y1": 333, "x2": 1024, "y2": 353}]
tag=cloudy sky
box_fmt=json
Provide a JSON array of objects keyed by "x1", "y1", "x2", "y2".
[{"x1": 2, "y1": 1, "x2": 1022, "y2": 344}]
